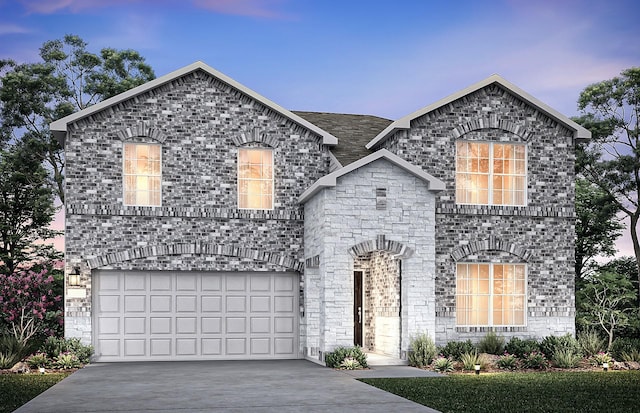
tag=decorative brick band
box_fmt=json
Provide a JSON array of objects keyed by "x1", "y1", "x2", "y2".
[
  {"x1": 305, "y1": 255, "x2": 320, "y2": 268},
  {"x1": 232, "y1": 127, "x2": 280, "y2": 148},
  {"x1": 455, "y1": 326, "x2": 528, "y2": 333},
  {"x1": 67, "y1": 203, "x2": 304, "y2": 221},
  {"x1": 115, "y1": 121, "x2": 167, "y2": 143},
  {"x1": 450, "y1": 236, "x2": 532, "y2": 261},
  {"x1": 451, "y1": 115, "x2": 532, "y2": 141},
  {"x1": 348, "y1": 235, "x2": 413, "y2": 258},
  {"x1": 86, "y1": 242, "x2": 303, "y2": 272},
  {"x1": 437, "y1": 204, "x2": 575, "y2": 218}
]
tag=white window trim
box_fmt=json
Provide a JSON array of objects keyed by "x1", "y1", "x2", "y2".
[
  {"x1": 122, "y1": 142, "x2": 162, "y2": 207},
  {"x1": 237, "y1": 148, "x2": 275, "y2": 211},
  {"x1": 455, "y1": 141, "x2": 528, "y2": 207},
  {"x1": 455, "y1": 262, "x2": 528, "y2": 328}
]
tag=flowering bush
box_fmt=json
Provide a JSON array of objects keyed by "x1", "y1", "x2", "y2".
[
  {"x1": 0, "y1": 268, "x2": 62, "y2": 343},
  {"x1": 590, "y1": 351, "x2": 614, "y2": 366}
]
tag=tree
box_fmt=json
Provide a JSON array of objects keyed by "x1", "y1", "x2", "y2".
[
  {"x1": 577, "y1": 269, "x2": 636, "y2": 349},
  {"x1": 575, "y1": 178, "x2": 623, "y2": 283},
  {"x1": 575, "y1": 67, "x2": 640, "y2": 301},
  {"x1": 0, "y1": 34, "x2": 155, "y2": 203},
  {"x1": 0, "y1": 139, "x2": 60, "y2": 274}
]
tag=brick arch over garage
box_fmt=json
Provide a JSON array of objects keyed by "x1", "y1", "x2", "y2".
[
  {"x1": 450, "y1": 236, "x2": 531, "y2": 262},
  {"x1": 85, "y1": 242, "x2": 302, "y2": 272},
  {"x1": 451, "y1": 115, "x2": 532, "y2": 141},
  {"x1": 347, "y1": 235, "x2": 413, "y2": 259}
]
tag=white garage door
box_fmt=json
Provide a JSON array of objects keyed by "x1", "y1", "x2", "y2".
[{"x1": 93, "y1": 271, "x2": 299, "y2": 361}]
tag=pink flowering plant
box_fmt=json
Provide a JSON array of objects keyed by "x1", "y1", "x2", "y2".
[{"x1": 0, "y1": 267, "x2": 62, "y2": 344}]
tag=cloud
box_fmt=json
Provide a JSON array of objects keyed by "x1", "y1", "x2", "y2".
[
  {"x1": 18, "y1": 0, "x2": 291, "y2": 18},
  {"x1": 0, "y1": 23, "x2": 30, "y2": 35}
]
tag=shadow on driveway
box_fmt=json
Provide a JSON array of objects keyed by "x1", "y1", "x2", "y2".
[{"x1": 15, "y1": 360, "x2": 441, "y2": 412}]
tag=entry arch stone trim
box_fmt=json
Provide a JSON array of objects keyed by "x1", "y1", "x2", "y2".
[{"x1": 347, "y1": 234, "x2": 413, "y2": 259}]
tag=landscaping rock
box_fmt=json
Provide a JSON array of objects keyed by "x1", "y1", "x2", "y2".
[
  {"x1": 9, "y1": 362, "x2": 30, "y2": 374},
  {"x1": 613, "y1": 362, "x2": 628, "y2": 370},
  {"x1": 625, "y1": 361, "x2": 640, "y2": 370}
]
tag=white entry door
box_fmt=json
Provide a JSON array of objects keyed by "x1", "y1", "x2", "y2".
[{"x1": 93, "y1": 271, "x2": 299, "y2": 361}]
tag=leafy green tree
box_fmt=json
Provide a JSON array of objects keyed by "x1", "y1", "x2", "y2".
[
  {"x1": 575, "y1": 178, "x2": 623, "y2": 283},
  {"x1": 0, "y1": 34, "x2": 155, "y2": 203},
  {"x1": 0, "y1": 139, "x2": 60, "y2": 274},
  {"x1": 575, "y1": 67, "x2": 640, "y2": 300},
  {"x1": 577, "y1": 268, "x2": 636, "y2": 349}
]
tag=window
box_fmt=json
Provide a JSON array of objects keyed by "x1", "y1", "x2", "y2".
[
  {"x1": 123, "y1": 143, "x2": 161, "y2": 206},
  {"x1": 238, "y1": 148, "x2": 273, "y2": 209},
  {"x1": 456, "y1": 263, "x2": 526, "y2": 327},
  {"x1": 456, "y1": 141, "x2": 526, "y2": 206}
]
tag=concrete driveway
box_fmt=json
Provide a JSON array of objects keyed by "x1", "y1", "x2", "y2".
[{"x1": 15, "y1": 360, "x2": 442, "y2": 412}]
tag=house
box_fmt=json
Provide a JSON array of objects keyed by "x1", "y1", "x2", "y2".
[{"x1": 51, "y1": 61, "x2": 589, "y2": 363}]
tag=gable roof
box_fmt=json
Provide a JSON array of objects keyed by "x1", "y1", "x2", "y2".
[
  {"x1": 293, "y1": 111, "x2": 392, "y2": 166},
  {"x1": 50, "y1": 61, "x2": 339, "y2": 146},
  {"x1": 366, "y1": 74, "x2": 591, "y2": 150},
  {"x1": 299, "y1": 148, "x2": 445, "y2": 203}
]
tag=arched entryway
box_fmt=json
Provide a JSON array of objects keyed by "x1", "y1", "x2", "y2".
[{"x1": 349, "y1": 235, "x2": 412, "y2": 358}]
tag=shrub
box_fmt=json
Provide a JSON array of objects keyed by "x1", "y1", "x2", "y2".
[
  {"x1": 26, "y1": 352, "x2": 50, "y2": 369},
  {"x1": 339, "y1": 357, "x2": 362, "y2": 370},
  {"x1": 439, "y1": 339, "x2": 476, "y2": 361},
  {"x1": 619, "y1": 349, "x2": 640, "y2": 362},
  {"x1": 540, "y1": 334, "x2": 581, "y2": 359},
  {"x1": 459, "y1": 351, "x2": 489, "y2": 371},
  {"x1": 505, "y1": 337, "x2": 540, "y2": 358},
  {"x1": 0, "y1": 334, "x2": 33, "y2": 369},
  {"x1": 552, "y1": 348, "x2": 582, "y2": 368},
  {"x1": 477, "y1": 331, "x2": 505, "y2": 355},
  {"x1": 408, "y1": 333, "x2": 437, "y2": 368},
  {"x1": 610, "y1": 337, "x2": 640, "y2": 361},
  {"x1": 432, "y1": 356, "x2": 455, "y2": 373},
  {"x1": 324, "y1": 346, "x2": 368, "y2": 369},
  {"x1": 577, "y1": 328, "x2": 606, "y2": 357},
  {"x1": 590, "y1": 351, "x2": 614, "y2": 366},
  {"x1": 40, "y1": 337, "x2": 93, "y2": 364},
  {"x1": 521, "y1": 351, "x2": 549, "y2": 370},
  {"x1": 496, "y1": 352, "x2": 519, "y2": 370},
  {"x1": 54, "y1": 352, "x2": 82, "y2": 369}
]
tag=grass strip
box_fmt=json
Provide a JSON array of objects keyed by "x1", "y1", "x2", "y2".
[
  {"x1": 360, "y1": 371, "x2": 640, "y2": 413},
  {"x1": 0, "y1": 373, "x2": 70, "y2": 413}
]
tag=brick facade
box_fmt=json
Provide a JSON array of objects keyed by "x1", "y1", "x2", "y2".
[
  {"x1": 56, "y1": 63, "x2": 582, "y2": 361},
  {"x1": 63, "y1": 69, "x2": 333, "y2": 346},
  {"x1": 370, "y1": 84, "x2": 577, "y2": 344}
]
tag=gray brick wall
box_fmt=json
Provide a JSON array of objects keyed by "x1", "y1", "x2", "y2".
[
  {"x1": 64, "y1": 69, "x2": 333, "y2": 343},
  {"x1": 371, "y1": 83, "x2": 576, "y2": 343}
]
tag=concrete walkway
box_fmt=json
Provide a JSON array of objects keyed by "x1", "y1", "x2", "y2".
[{"x1": 15, "y1": 360, "x2": 443, "y2": 413}]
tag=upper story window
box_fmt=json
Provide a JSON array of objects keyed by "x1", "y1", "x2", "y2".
[
  {"x1": 123, "y1": 143, "x2": 161, "y2": 206},
  {"x1": 456, "y1": 263, "x2": 526, "y2": 327},
  {"x1": 238, "y1": 148, "x2": 273, "y2": 210},
  {"x1": 456, "y1": 141, "x2": 526, "y2": 206}
]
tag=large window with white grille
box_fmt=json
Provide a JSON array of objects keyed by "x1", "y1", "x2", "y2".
[
  {"x1": 238, "y1": 148, "x2": 273, "y2": 210},
  {"x1": 123, "y1": 143, "x2": 161, "y2": 206},
  {"x1": 456, "y1": 141, "x2": 526, "y2": 206},
  {"x1": 456, "y1": 263, "x2": 526, "y2": 327}
]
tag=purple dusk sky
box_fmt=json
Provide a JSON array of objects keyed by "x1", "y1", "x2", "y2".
[{"x1": 1, "y1": 0, "x2": 638, "y2": 256}]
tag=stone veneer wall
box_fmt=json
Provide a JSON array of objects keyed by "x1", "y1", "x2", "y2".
[
  {"x1": 303, "y1": 159, "x2": 438, "y2": 361},
  {"x1": 64, "y1": 69, "x2": 333, "y2": 346},
  {"x1": 372, "y1": 84, "x2": 576, "y2": 344}
]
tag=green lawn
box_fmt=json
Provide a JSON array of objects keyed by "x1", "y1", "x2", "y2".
[
  {"x1": 0, "y1": 373, "x2": 70, "y2": 413},
  {"x1": 360, "y1": 371, "x2": 640, "y2": 413}
]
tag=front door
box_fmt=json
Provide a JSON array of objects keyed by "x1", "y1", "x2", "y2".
[{"x1": 353, "y1": 271, "x2": 363, "y2": 347}]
